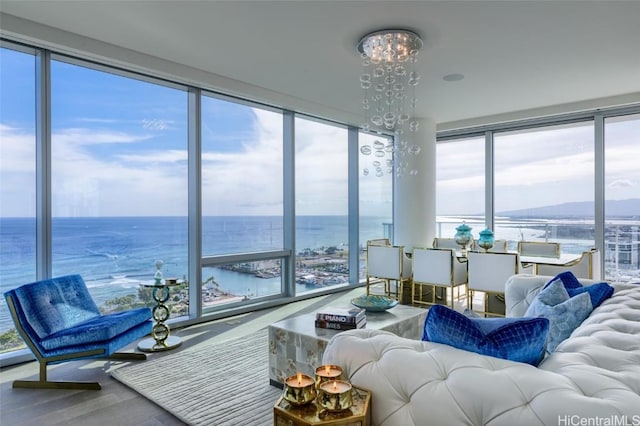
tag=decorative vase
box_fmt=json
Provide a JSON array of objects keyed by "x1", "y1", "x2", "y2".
[
  {"x1": 454, "y1": 222, "x2": 473, "y2": 255},
  {"x1": 478, "y1": 228, "x2": 495, "y2": 252}
]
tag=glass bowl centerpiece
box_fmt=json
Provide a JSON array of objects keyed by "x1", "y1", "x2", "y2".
[{"x1": 351, "y1": 295, "x2": 398, "y2": 312}]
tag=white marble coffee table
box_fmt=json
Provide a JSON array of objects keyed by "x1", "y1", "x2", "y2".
[{"x1": 268, "y1": 304, "x2": 428, "y2": 386}]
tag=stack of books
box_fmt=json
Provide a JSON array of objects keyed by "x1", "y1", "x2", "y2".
[{"x1": 315, "y1": 306, "x2": 366, "y2": 330}]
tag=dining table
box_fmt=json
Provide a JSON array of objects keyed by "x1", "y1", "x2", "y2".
[
  {"x1": 449, "y1": 250, "x2": 583, "y2": 266},
  {"x1": 405, "y1": 248, "x2": 583, "y2": 270},
  {"x1": 519, "y1": 252, "x2": 583, "y2": 267}
]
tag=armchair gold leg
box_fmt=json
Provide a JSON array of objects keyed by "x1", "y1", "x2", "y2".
[
  {"x1": 12, "y1": 352, "x2": 147, "y2": 391},
  {"x1": 109, "y1": 352, "x2": 147, "y2": 361},
  {"x1": 13, "y1": 380, "x2": 101, "y2": 390},
  {"x1": 15, "y1": 360, "x2": 102, "y2": 389}
]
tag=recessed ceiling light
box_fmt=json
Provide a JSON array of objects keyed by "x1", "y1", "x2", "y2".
[{"x1": 443, "y1": 73, "x2": 464, "y2": 82}]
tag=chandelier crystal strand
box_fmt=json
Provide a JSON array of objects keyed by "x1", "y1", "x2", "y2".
[{"x1": 357, "y1": 29, "x2": 423, "y2": 178}]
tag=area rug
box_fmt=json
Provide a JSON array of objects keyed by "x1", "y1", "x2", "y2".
[{"x1": 111, "y1": 330, "x2": 281, "y2": 426}]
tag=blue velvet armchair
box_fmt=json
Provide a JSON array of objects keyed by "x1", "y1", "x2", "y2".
[{"x1": 4, "y1": 274, "x2": 152, "y2": 390}]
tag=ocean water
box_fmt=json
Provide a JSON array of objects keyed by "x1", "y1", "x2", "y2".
[
  {"x1": 1, "y1": 215, "x2": 607, "y2": 335},
  {"x1": 0, "y1": 215, "x2": 391, "y2": 333}
]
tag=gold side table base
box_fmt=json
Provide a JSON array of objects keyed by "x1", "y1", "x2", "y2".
[{"x1": 138, "y1": 335, "x2": 182, "y2": 352}]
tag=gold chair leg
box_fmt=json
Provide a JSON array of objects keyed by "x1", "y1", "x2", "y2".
[
  {"x1": 484, "y1": 293, "x2": 489, "y2": 317},
  {"x1": 13, "y1": 379, "x2": 101, "y2": 390},
  {"x1": 13, "y1": 360, "x2": 102, "y2": 390},
  {"x1": 109, "y1": 352, "x2": 147, "y2": 361},
  {"x1": 411, "y1": 280, "x2": 416, "y2": 306},
  {"x1": 13, "y1": 352, "x2": 146, "y2": 391},
  {"x1": 449, "y1": 285, "x2": 455, "y2": 309}
]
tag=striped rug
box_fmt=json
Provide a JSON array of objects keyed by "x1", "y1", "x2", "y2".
[{"x1": 111, "y1": 330, "x2": 280, "y2": 425}]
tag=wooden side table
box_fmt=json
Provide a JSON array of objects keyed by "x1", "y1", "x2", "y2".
[{"x1": 273, "y1": 385, "x2": 371, "y2": 426}]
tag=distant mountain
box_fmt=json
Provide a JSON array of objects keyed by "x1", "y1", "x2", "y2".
[{"x1": 498, "y1": 199, "x2": 640, "y2": 219}]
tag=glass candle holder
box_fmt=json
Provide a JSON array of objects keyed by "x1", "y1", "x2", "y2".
[
  {"x1": 283, "y1": 372, "x2": 316, "y2": 406},
  {"x1": 315, "y1": 364, "x2": 344, "y2": 389},
  {"x1": 317, "y1": 380, "x2": 352, "y2": 412}
]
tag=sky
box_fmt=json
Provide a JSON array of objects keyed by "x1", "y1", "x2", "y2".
[
  {"x1": 0, "y1": 47, "x2": 638, "y2": 219},
  {"x1": 436, "y1": 118, "x2": 640, "y2": 215}
]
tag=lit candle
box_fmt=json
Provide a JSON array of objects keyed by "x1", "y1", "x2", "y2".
[
  {"x1": 318, "y1": 379, "x2": 352, "y2": 411},
  {"x1": 283, "y1": 372, "x2": 316, "y2": 405},
  {"x1": 322, "y1": 380, "x2": 351, "y2": 393},
  {"x1": 286, "y1": 372, "x2": 314, "y2": 388},
  {"x1": 315, "y1": 364, "x2": 343, "y2": 389}
]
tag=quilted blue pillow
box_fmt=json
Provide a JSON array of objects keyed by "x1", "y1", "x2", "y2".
[
  {"x1": 526, "y1": 278, "x2": 593, "y2": 352},
  {"x1": 547, "y1": 271, "x2": 582, "y2": 289},
  {"x1": 423, "y1": 305, "x2": 549, "y2": 366},
  {"x1": 544, "y1": 271, "x2": 614, "y2": 308}
]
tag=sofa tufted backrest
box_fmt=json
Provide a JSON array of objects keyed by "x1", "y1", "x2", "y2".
[
  {"x1": 7, "y1": 274, "x2": 100, "y2": 340},
  {"x1": 323, "y1": 282, "x2": 640, "y2": 426},
  {"x1": 539, "y1": 285, "x2": 640, "y2": 393}
]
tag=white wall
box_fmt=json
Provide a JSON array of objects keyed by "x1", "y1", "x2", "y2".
[{"x1": 394, "y1": 118, "x2": 436, "y2": 251}]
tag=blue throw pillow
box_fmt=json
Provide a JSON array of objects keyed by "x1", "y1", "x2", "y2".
[
  {"x1": 423, "y1": 305, "x2": 549, "y2": 366},
  {"x1": 544, "y1": 271, "x2": 614, "y2": 308},
  {"x1": 548, "y1": 271, "x2": 583, "y2": 289},
  {"x1": 526, "y1": 278, "x2": 593, "y2": 352},
  {"x1": 463, "y1": 308, "x2": 481, "y2": 318}
]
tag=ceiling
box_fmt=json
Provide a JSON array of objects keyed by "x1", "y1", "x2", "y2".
[{"x1": 2, "y1": 1, "x2": 640, "y2": 128}]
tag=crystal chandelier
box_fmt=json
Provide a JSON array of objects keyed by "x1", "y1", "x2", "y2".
[{"x1": 357, "y1": 29, "x2": 423, "y2": 178}]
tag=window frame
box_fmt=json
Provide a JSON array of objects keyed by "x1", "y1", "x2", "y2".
[
  {"x1": 436, "y1": 105, "x2": 640, "y2": 279},
  {"x1": 0, "y1": 39, "x2": 373, "y2": 363}
]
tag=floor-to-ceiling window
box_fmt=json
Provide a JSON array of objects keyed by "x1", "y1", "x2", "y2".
[
  {"x1": 436, "y1": 136, "x2": 485, "y2": 240},
  {"x1": 0, "y1": 40, "x2": 371, "y2": 359},
  {"x1": 50, "y1": 58, "x2": 190, "y2": 316},
  {"x1": 0, "y1": 44, "x2": 36, "y2": 353},
  {"x1": 200, "y1": 95, "x2": 284, "y2": 306},
  {"x1": 294, "y1": 117, "x2": 349, "y2": 294},
  {"x1": 437, "y1": 110, "x2": 640, "y2": 283},
  {"x1": 494, "y1": 121, "x2": 595, "y2": 252},
  {"x1": 604, "y1": 113, "x2": 640, "y2": 281}
]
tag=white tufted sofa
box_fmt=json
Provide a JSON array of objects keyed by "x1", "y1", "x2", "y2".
[{"x1": 322, "y1": 275, "x2": 640, "y2": 426}]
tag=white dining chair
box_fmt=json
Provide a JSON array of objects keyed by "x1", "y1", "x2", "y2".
[
  {"x1": 432, "y1": 237, "x2": 460, "y2": 250},
  {"x1": 467, "y1": 251, "x2": 519, "y2": 317},
  {"x1": 517, "y1": 241, "x2": 561, "y2": 257},
  {"x1": 470, "y1": 239, "x2": 508, "y2": 253},
  {"x1": 367, "y1": 238, "x2": 391, "y2": 246},
  {"x1": 366, "y1": 244, "x2": 411, "y2": 300},
  {"x1": 411, "y1": 248, "x2": 467, "y2": 309},
  {"x1": 517, "y1": 241, "x2": 561, "y2": 274},
  {"x1": 536, "y1": 248, "x2": 601, "y2": 280}
]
